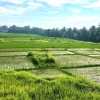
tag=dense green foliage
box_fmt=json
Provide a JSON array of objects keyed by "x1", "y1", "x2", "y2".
[
  {"x1": 44, "y1": 26, "x2": 100, "y2": 43},
  {"x1": 0, "y1": 70, "x2": 100, "y2": 100},
  {"x1": 0, "y1": 24, "x2": 100, "y2": 42},
  {"x1": 28, "y1": 51, "x2": 58, "y2": 68}
]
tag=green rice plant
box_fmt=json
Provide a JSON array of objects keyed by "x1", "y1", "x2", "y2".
[
  {"x1": 0, "y1": 33, "x2": 100, "y2": 48},
  {"x1": 30, "y1": 69, "x2": 66, "y2": 78},
  {"x1": 55, "y1": 55, "x2": 100, "y2": 68},
  {"x1": 69, "y1": 48, "x2": 100, "y2": 55},
  {"x1": 49, "y1": 50, "x2": 74, "y2": 55},
  {"x1": 66, "y1": 67, "x2": 100, "y2": 84},
  {"x1": 0, "y1": 52, "x2": 28, "y2": 56},
  {"x1": 0, "y1": 56, "x2": 34, "y2": 69}
]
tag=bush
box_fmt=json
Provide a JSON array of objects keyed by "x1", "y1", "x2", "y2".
[
  {"x1": 45, "y1": 57, "x2": 55, "y2": 63},
  {"x1": 44, "y1": 55, "x2": 58, "y2": 68},
  {"x1": 0, "y1": 39, "x2": 4, "y2": 43},
  {"x1": 31, "y1": 56, "x2": 39, "y2": 65},
  {"x1": 28, "y1": 52, "x2": 39, "y2": 66},
  {"x1": 45, "y1": 55, "x2": 55, "y2": 63},
  {"x1": 27, "y1": 52, "x2": 57, "y2": 68},
  {"x1": 28, "y1": 52, "x2": 34, "y2": 56}
]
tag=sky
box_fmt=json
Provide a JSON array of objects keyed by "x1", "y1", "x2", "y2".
[{"x1": 0, "y1": 0, "x2": 100, "y2": 29}]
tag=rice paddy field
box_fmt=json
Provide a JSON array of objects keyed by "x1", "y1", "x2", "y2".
[
  {"x1": 30, "y1": 69, "x2": 66, "y2": 78},
  {"x1": 1, "y1": 33, "x2": 100, "y2": 99},
  {"x1": 0, "y1": 56, "x2": 34, "y2": 69},
  {"x1": 0, "y1": 48, "x2": 100, "y2": 84},
  {"x1": 0, "y1": 33, "x2": 100, "y2": 82},
  {"x1": 55, "y1": 55, "x2": 100, "y2": 68},
  {"x1": 65, "y1": 67, "x2": 100, "y2": 84}
]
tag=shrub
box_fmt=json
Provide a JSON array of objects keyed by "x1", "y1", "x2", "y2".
[
  {"x1": 45, "y1": 57, "x2": 55, "y2": 63},
  {"x1": 28, "y1": 52, "x2": 34, "y2": 56},
  {"x1": 27, "y1": 52, "x2": 58, "y2": 68},
  {"x1": 31, "y1": 56, "x2": 39, "y2": 65},
  {"x1": 45, "y1": 55, "x2": 58, "y2": 68},
  {"x1": 0, "y1": 39, "x2": 4, "y2": 43}
]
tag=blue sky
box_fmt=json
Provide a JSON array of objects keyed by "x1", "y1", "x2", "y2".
[{"x1": 0, "y1": 0, "x2": 100, "y2": 29}]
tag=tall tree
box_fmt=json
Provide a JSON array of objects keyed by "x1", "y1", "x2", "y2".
[
  {"x1": 60, "y1": 27, "x2": 66, "y2": 38},
  {"x1": 80, "y1": 27, "x2": 88, "y2": 41},
  {"x1": 88, "y1": 25, "x2": 96, "y2": 42}
]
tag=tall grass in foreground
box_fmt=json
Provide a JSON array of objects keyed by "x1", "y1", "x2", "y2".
[{"x1": 0, "y1": 70, "x2": 100, "y2": 100}]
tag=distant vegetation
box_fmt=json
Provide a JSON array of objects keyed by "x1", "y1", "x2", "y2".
[
  {"x1": 0, "y1": 33, "x2": 100, "y2": 49},
  {"x1": 0, "y1": 23, "x2": 100, "y2": 42}
]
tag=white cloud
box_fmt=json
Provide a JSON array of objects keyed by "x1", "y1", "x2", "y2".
[
  {"x1": 67, "y1": 15, "x2": 100, "y2": 23},
  {"x1": 44, "y1": 8, "x2": 59, "y2": 14},
  {"x1": 38, "y1": 0, "x2": 88, "y2": 6},
  {"x1": 0, "y1": 6, "x2": 25, "y2": 15},
  {"x1": 84, "y1": 0, "x2": 100, "y2": 8},
  {"x1": 44, "y1": 15, "x2": 100, "y2": 29},
  {"x1": 68, "y1": 8, "x2": 81, "y2": 13},
  {"x1": 27, "y1": 1, "x2": 43, "y2": 8},
  {"x1": 54, "y1": 15, "x2": 100, "y2": 24},
  {"x1": 39, "y1": 0, "x2": 67, "y2": 6},
  {"x1": 1, "y1": 0, "x2": 23, "y2": 4},
  {"x1": 47, "y1": 10, "x2": 58, "y2": 14},
  {"x1": 0, "y1": 1, "x2": 43, "y2": 16}
]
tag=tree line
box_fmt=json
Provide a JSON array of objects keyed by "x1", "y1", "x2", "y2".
[{"x1": 0, "y1": 24, "x2": 100, "y2": 42}]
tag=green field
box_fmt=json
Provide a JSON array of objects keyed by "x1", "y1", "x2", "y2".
[
  {"x1": 0, "y1": 33, "x2": 100, "y2": 100},
  {"x1": 0, "y1": 33, "x2": 100, "y2": 49}
]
